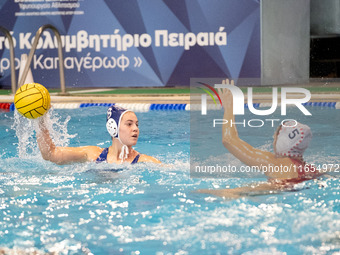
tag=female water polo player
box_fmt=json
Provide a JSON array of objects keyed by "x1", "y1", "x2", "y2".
[
  {"x1": 197, "y1": 79, "x2": 323, "y2": 198},
  {"x1": 37, "y1": 105, "x2": 161, "y2": 165}
]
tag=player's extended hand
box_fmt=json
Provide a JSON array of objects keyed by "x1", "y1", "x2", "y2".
[{"x1": 217, "y1": 79, "x2": 234, "y2": 110}]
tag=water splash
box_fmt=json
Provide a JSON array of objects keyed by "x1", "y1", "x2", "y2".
[
  {"x1": 41, "y1": 108, "x2": 77, "y2": 147},
  {"x1": 11, "y1": 107, "x2": 76, "y2": 159},
  {"x1": 12, "y1": 110, "x2": 38, "y2": 158}
]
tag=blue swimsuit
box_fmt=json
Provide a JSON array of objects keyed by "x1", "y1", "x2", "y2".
[{"x1": 96, "y1": 147, "x2": 140, "y2": 164}]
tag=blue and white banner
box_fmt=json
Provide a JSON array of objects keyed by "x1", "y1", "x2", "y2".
[{"x1": 0, "y1": 0, "x2": 260, "y2": 88}]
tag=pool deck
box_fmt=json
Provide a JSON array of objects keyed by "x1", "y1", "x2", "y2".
[{"x1": 1, "y1": 84, "x2": 340, "y2": 104}]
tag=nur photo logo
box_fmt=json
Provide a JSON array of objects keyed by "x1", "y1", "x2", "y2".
[
  {"x1": 200, "y1": 83, "x2": 312, "y2": 116},
  {"x1": 197, "y1": 82, "x2": 223, "y2": 115}
]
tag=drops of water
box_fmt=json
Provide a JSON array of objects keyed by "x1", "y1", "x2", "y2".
[{"x1": 11, "y1": 108, "x2": 76, "y2": 159}]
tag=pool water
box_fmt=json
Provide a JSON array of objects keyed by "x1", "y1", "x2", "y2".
[{"x1": 0, "y1": 107, "x2": 339, "y2": 254}]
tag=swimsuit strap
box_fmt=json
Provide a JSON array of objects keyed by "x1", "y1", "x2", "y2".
[
  {"x1": 290, "y1": 158, "x2": 317, "y2": 179},
  {"x1": 96, "y1": 147, "x2": 109, "y2": 162},
  {"x1": 97, "y1": 148, "x2": 140, "y2": 165},
  {"x1": 290, "y1": 158, "x2": 304, "y2": 166},
  {"x1": 290, "y1": 158, "x2": 305, "y2": 177},
  {"x1": 131, "y1": 154, "x2": 141, "y2": 164}
]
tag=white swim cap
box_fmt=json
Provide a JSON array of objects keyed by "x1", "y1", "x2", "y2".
[
  {"x1": 275, "y1": 121, "x2": 312, "y2": 157},
  {"x1": 106, "y1": 105, "x2": 132, "y2": 162},
  {"x1": 106, "y1": 105, "x2": 131, "y2": 138}
]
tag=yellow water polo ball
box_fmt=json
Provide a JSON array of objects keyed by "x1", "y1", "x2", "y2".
[{"x1": 14, "y1": 83, "x2": 51, "y2": 119}]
